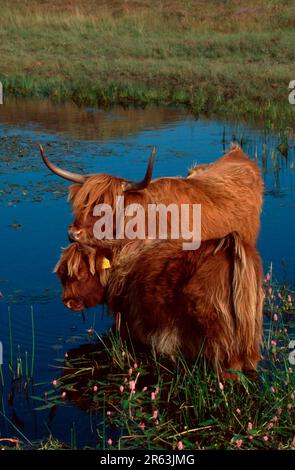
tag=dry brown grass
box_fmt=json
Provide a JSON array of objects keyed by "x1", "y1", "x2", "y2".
[{"x1": 2, "y1": 0, "x2": 295, "y2": 32}]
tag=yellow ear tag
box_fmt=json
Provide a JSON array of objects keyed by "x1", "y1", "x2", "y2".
[{"x1": 102, "y1": 257, "x2": 111, "y2": 269}]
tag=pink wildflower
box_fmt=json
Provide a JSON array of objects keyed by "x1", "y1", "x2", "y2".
[
  {"x1": 177, "y1": 441, "x2": 183, "y2": 450},
  {"x1": 139, "y1": 422, "x2": 145, "y2": 431},
  {"x1": 129, "y1": 381, "x2": 136, "y2": 391}
]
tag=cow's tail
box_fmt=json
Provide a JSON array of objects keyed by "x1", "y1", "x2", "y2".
[{"x1": 231, "y1": 232, "x2": 264, "y2": 368}]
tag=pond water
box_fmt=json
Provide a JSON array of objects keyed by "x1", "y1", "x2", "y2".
[{"x1": 0, "y1": 99, "x2": 294, "y2": 447}]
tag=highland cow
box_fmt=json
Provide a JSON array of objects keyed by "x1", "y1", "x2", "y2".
[{"x1": 39, "y1": 144, "x2": 263, "y2": 247}]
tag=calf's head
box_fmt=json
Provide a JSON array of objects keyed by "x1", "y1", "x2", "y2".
[{"x1": 55, "y1": 243, "x2": 112, "y2": 311}]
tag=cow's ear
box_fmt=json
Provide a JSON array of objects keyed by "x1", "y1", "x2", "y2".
[{"x1": 101, "y1": 257, "x2": 111, "y2": 270}]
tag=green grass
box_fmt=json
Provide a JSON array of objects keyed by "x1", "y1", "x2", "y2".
[{"x1": 1, "y1": 0, "x2": 295, "y2": 127}]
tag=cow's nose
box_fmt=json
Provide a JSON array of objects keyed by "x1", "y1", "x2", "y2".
[
  {"x1": 65, "y1": 299, "x2": 84, "y2": 311},
  {"x1": 65, "y1": 299, "x2": 75, "y2": 309},
  {"x1": 68, "y1": 225, "x2": 84, "y2": 242}
]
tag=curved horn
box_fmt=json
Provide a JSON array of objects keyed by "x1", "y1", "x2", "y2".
[
  {"x1": 123, "y1": 147, "x2": 155, "y2": 192},
  {"x1": 39, "y1": 144, "x2": 87, "y2": 184}
]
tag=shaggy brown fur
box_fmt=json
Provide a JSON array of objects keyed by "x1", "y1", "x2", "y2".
[
  {"x1": 55, "y1": 234, "x2": 264, "y2": 378},
  {"x1": 68, "y1": 145, "x2": 263, "y2": 247}
]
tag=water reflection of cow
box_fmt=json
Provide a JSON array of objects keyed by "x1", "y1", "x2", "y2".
[{"x1": 40, "y1": 143, "x2": 264, "y2": 379}]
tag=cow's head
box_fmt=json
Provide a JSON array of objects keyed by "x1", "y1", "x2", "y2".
[
  {"x1": 54, "y1": 243, "x2": 112, "y2": 311},
  {"x1": 39, "y1": 144, "x2": 155, "y2": 244}
]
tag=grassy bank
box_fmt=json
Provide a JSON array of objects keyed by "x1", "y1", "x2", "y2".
[{"x1": 1, "y1": 0, "x2": 295, "y2": 127}]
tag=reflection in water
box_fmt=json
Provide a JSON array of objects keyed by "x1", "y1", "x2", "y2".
[
  {"x1": 0, "y1": 98, "x2": 187, "y2": 140},
  {"x1": 60, "y1": 336, "x2": 157, "y2": 411}
]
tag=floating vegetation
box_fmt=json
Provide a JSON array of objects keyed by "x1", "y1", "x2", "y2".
[{"x1": 2, "y1": 288, "x2": 60, "y2": 305}]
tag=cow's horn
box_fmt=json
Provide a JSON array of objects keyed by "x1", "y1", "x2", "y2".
[
  {"x1": 39, "y1": 144, "x2": 87, "y2": 184},
  {"x1": 123, "y1": 147, "x2": 155, "y2": 192}
]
